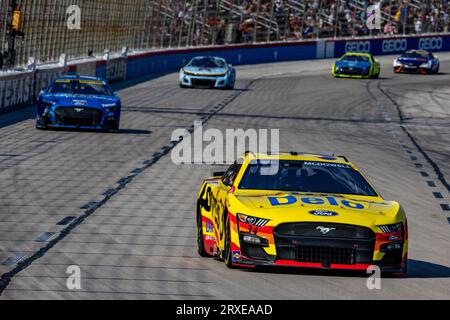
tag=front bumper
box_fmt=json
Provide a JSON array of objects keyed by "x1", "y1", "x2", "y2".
[
  {"x1": 333, "y1": 68, "x2": 372, "y2": 79},
  {"x1": 180, "y1": 73, "x2": 230, "y2": 88},
  {"x1": 37, "y1": 106, "x2": 119, "y2": 130},
  {"x1": 394, "y1": 64, "x2": 431, "y2": 74},
  {"x1": 231, "y1": 221, "x2": 407, "y2": 273}
]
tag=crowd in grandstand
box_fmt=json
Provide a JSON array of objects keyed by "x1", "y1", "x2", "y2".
[{"x1": 153, "y1": 0, "x2": 450, "y2": 45}]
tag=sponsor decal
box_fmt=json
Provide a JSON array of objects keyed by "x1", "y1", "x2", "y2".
[
  {"x1": 345, "y1": 41, "x2": 371, "y2": 53},
  {"x1": 205, "y1": 221, "x2": 214, "y2": 233},
  {"x1": 268, "y1": 196, "x2": 366, "y2": 210},
  {"x1": 106, "y1": 57, "x2": 127, "y2": 82},
  {"x1": 419, "y1": 37, "x2": 442, "y2": 51},
  {"x1": 316, "y1": 226, "x2": 337, "y2": 234},
  {"x1": 309, "y1": 210, "x2": 339, "y2": 217},
  {"x1": 303, "y1": 161, "x2": 352, "y2": 169},
  {"x1": 0, "y1": 74, "x2": 33, "y2": 111},
  {"x1": 382, "y1": 39, "x2": 407, "y2": 53},
  {"x1": 73, "y1": 100, "x2": 87, "y2": 106},
  {"x1": 232, "y1": 250, "x2": 241, "y2": 262}
]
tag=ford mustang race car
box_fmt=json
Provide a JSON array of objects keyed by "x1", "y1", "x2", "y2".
[
  {"x1": 36, "y1": 75, "x2": 121, "y2": 131},
  {"x1": 197, "y1": 152, "x2": 408, "y2": 275},
  {"x1": 393, "y1": 50, "x2": 440, "y2": 74},
  {"x1": 180, "y1": 56, "x2": 236, "y2": 89},
  {"x1": 332, "y1": 52, "x2": 380, "y2": 79}
]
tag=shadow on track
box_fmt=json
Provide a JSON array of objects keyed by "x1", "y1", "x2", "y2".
[
  {"x1": 243, "y1": 259, "x2": 450, "y2": 279},
  {"x1": 405, "y1": 259, "x2": 450, "y2": 279},
  {"x1": 0, "y1": 107, "x2": 34, "y2": 129}
]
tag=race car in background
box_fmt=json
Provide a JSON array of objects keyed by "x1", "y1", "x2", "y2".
[
  {"x1": 197, "y1": 152, "x2": 408, "y2": 275},
  {"x1": 393, "y1": 50, "x2": 440, "y2": 74},
  {"x1": 36, "y1": 75, "x2": 121, "y2": 131},
  {"x1": 332, "y1": 52, "x2": 380, "y2": 79},
  {"x1": 180, "y1": 56, "x2": 236, "y2": 89}
]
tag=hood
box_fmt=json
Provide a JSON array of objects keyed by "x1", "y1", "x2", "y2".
[
  {"x1": 398, "y1": 56, "x2": 429, "y2": 66},
  {"x1": 183, "y1": 66, "x2": 228, "y2": 76},
  {"x1": 41, "y1": 93, "x2": 120, "y2": 109},
  {"x1": 336, "y1": 60, "x2": 371, "y2": 69},
  {"x1": 229, "y1": 191, "x2": 402, "y2": 228}
]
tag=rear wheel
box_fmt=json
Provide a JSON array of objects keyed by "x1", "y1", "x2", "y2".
[{"x1": 196, "y1": 206, "x2": 210, "y2": 257}]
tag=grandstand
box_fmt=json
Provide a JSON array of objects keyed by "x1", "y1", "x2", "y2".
[{"x1": 0, "y1": 0, "x2": 449, "y2": 68}]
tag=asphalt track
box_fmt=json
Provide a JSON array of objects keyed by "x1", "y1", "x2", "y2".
[{"x1": 0, "y1": 54, "x2": 449, "y2": 299}]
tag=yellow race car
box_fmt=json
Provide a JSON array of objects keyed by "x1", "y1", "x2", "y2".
[
  {"x1": 197, "y1": 152, "x2": 408, "y2": 275},
  {"x1": 332, "y1": 52, "x2": 381, "y2": 79}
]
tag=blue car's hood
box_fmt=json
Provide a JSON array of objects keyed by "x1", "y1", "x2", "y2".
[
  {"x1": 184, "y1": 66, "x2": 229, "y2": 75},
  {"x1": 336, "y1": 60, "x2": 371, "y2": 68},
  {"x1": 398, "y1": 56, "x2": 429, "y2": 66},
  {"x1": 41, "y1": 93, "x2": 120, "y2": 109}
]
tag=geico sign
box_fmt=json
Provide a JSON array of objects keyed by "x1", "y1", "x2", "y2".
[
  {"x1": 419, "y1": 37, "x2": 443, "y2": 50},
  {"x1": 345, "y1": 41, "x2": 371, "y2": 53},
  {"x1": 382, "y1": 39, "x2": 407, "y2": 53}
]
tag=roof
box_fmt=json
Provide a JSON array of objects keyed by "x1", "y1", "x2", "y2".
[
  {"x1": 342, "y1": 52, "x2": 372, "y2": 57},
  {"x1": 242, "y1": 152, "x2": 352, "y2": 165},
  {"x1": 405, "y1": 49, "x2": 430, "y2": 55},
  {"x1": 191, "y1": 56, "x2": 226, "y2": 61},
  {"x1": 56, "y1": 75, "x2": 105, "y2": 81}
]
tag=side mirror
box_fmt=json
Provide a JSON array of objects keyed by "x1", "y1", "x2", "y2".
[
  {"x1": 213, "y1": 171, "x2": 226, "y2": 177},
  {"x1": 39, "y1": 90, "x2": 45, "y2": 97}
]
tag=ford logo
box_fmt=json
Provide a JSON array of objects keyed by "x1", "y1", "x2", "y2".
[{"x1": 309, "y1": 210, "x2": 339, "y2": 217}]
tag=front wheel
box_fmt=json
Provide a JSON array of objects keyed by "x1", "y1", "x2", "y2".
[
  {"x1": 223, "y1": 214, "x2": 236, "y2": 268},
  {"x1": 111, "y1": 121, "x2": 120, "y2": 132},
  {"x1": 36, "y1": 117, "x2": 47, "y2": 130}
]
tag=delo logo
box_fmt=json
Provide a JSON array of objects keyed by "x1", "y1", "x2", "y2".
[
  {"x1": 345, "y1": 41, "x2": 371, "y2": 53},
  {"x1": 310, "y1": 210, "x2": 339, "y2": 217},
  {"x1": 268, "y1": 196, "x2": 366, "y2": 210},
  {"x1": 382, "y1": 39, "x2": 407, "y2": 53},
  {"x1": 419, "y1": 37, "x2": 443, "y2": 51}
]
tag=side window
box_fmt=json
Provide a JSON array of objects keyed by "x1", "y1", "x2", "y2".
[{"x1": 222, "y1": 163, "x2": 242, "y2": 187}]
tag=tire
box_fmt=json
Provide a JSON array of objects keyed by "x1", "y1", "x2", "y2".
[
  {"x1": 435, "y1": 65, "x2": 440, "y2": 74},
  {"x1": 36, "y1": 118, "x2": 47, "y2": 130},
  {"x1": 223, "y1": 213, "x2": 236, "y2": 268},
  {"x1": 110, "y1": 121, "x2": 120, "y2": 132},
  {"x1": 196, "y1": 206, "x2": 210, "y2": 257}
]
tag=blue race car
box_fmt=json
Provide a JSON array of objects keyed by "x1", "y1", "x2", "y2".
[
  {"x1": 393, "y1": 50, "x2": 440, "y2": 74},
  {"x1": 36, "y1": 75, "x2": 121, "y2": 131},
  {"x1": 179, "y1": 56, "x2": 236, "y2": 89}
]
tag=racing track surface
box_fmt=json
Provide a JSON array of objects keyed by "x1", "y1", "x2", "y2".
[{"x1": 0, "y1": 55, "x2": 449, "y2": 299}]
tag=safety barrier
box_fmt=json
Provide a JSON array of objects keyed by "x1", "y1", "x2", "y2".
[{"x1": 1, "y1": 33, "x2": 450, "y2": 115}]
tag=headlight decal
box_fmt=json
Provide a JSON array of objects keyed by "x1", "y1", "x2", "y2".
[{"x1": 237, "y1": 213, "x2": 270, "y2": 227}]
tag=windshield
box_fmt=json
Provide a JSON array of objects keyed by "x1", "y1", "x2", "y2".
[
  {"x1": 342, "y1": 55, "x2": 370, "y2": 62},
  {"x1": 402, "y1": 52, "x2": 429, "y2": 59},
  {"x1": 239, "y1": 160, "x2": 378, "y2": 197},
  {"x1": 188, "y1": 57, "x2": 226, "y2": 68},
  {"x1": 48, "y1": 79, "x2": 114, "y2": 95}
]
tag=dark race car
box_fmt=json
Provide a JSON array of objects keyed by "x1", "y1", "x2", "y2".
[
  {"x1": 393, "y1": 50, "x2": 440, "y2": 74},
  {"x1": 36, "y1": 75, "x2": 121, "y2": 131}
]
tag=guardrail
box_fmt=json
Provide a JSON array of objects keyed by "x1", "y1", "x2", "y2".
[{"x1": 1, "y1": 33, "x2": 450, "y2": 115}]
